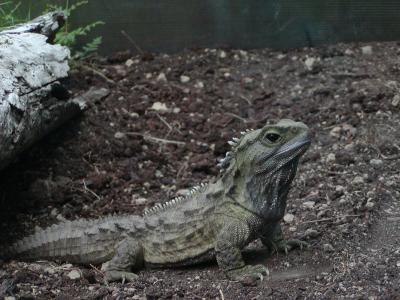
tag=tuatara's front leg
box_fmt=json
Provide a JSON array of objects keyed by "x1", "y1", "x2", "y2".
[
  {"x1": 215, "y1": 221, "x2": 269, "y2": 281},
  {"x1": 261, "y1": 223, "x2": 309, "y2": 255}
]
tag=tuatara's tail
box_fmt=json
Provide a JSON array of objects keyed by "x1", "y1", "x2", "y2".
[{"x1": 1, "y1": 215, "x2": 143, "y2": 265}]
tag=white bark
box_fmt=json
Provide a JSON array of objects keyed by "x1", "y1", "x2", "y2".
[{"x1": 0, "y1": 12, "x2": 106, "y2": 171}]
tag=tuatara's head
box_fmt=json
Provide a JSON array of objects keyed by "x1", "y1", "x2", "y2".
[{"x1": 220, "y1": 119, "x2": 311, "y2": 219}]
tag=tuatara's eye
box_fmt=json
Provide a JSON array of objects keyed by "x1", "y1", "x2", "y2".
[{"x1": 265, "y1": 133, "x2": 281, "y2": 143}]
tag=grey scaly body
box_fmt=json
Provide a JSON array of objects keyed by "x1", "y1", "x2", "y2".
[{"x1": 1, "y1": 119, "x2": 311, "y2": 282}]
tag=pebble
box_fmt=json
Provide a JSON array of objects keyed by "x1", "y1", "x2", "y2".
[
  {"x1": 303, "y1": 201, "x2": 316, "y2": 209},
  {"x1": 150, "y1": 102, "x2": 169, "y2": 112},
  {"x1": 283, "y1": 213, "x2": 295, "y2": 223},
  {"x1": 156, "y1": 72, "x2": 167, "y2": 82},
  {"x1": 114, "y1": 132, "x2": 125, "y2": 139},
  {"x1": 397, "y1": 261, "x2": 400, "y2": 267},
  {"x1": 323, "y1": 243, "x2": 335, "y2": 252},
  {"x1": 361, "y1": 45, "x2": 373, "y2": 55},
  {"x1": 125, "y1": 59, "x2": 134, "y2": 67},
  {"x1": 219, "y1": 50, "x2": 227, "y2": 58},
  {"x1": 365, "y1": 201, "x2": 375, "y2": 209},
  {"x1": 133, "y1": 196, "x2": 147, "y2": 205},
  {"x1": 44, "y1": 267, "x2": 56, "y2": 275},
  {"x1": 243, "y1": 77, "x2": 253, "y2": 84},
  {"x1": 335, "y1": 185, "x2": 345, "y2": 193},
  {"x1": 305, "y1": 228, "x2": 320, "y2": 238},
  {"x1": 392, "y1": 94, "x2": 400, "y2": 106},
  {"x1": 67, "y1": 270, "x2": 81, "y2": 280},
  {"x1": 329, "y1": 126, "x2": 341, "y2": 138},
  {"x1": 194, "y1": 81, "x2": 204, "y2": 89},
  {"x1": 326, "y1": 153, "x2": 336, "y2": 163},
  {"x1": 352, "y1": 176, "x2": 364, "y2": 184},
  {"x1": 344, "y1": 49, "x2": 354, "y2": 55},
  {"x1": 369, "y1": 159, "x2": 383, "y2": 167},
  {"x1": 304, "y1": 57, "x2": 316, "y2": 70},
  {"x1": 180, "y1": 75, "x2": 190, "y2": 83}
]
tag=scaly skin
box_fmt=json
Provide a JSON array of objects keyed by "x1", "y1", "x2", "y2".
[{"x1": 1, "y1": 119, "x2": 311, "y2": 283}]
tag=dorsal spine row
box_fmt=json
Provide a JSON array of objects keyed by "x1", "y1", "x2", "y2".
[
  {"x1": 217, "y1": 129, "x2": 253, "y2": 171},
  {"x1": 143, "y1": 182, "x2": 208, "y2": 216}
]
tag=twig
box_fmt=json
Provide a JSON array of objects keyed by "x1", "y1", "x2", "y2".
[
  {"x1": 239, "y1": 94, "x2": 252, "y2": 105},
  {"x1": 225, "y1": 112, "x2": 254, "y2": 123},
  {"x1": 219, "y1": 289, "x2": 225, "y2": 300},
  {"x1": 81, "y1": 65, "x2": 116, "y2": 85},
  {"x1": 126, "y1": 132, "x2": 186, "y2": 146},
  {"x1": 82, "y1": 179, "x2": 102, "y2": 201},
  {"x1": 121, "y1": 30, "x2": 144, "y2": 55},
  {"x1": 90, "y1": 264, "x2": 104, "y2": 276},
  {"x1": 299, "y1": 214, "x2": 362, "y2": 224},
  {"x1": 155, "y1": 113, "x2": 173, "y2": 131}
]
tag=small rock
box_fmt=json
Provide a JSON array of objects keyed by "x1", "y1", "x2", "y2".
[
  {"x1": 329, "y1": 126, "x2": 341, "y2": 138},
  {"x1": 180, "y1": 75, "x2": 190, "y2": 83},
  {"x1": 335, "y1": 185, "x2": 345, "y2": 193},
  {"x1": 155, "y1": 170, "x2": 163, "y2": 178},
  {"x1": 219, "y1": 50, "x2": 227, "y2": 58},
  {"x1": 369, "y1": 158, "x2": 383, "y2": 167},
  {"x1": 130, "y1": 112, "x2": 139, "y2": 118},
  {"x1": 50, "y1": 208, "x2": 59, "y2": 217},
  {"x1": 194, "y1": 81, "x2": 204, "y2": 89},
  {"x1": 118, "y1": 96, "x2": 125, "y2": 101},
  {"x1": 150, "y1": 102, "x2": 168, "y2": 112},
  {"x1": 344, "y1": 49, "x2": 354, "y2": 56},
  {"x1": 365, "y1": 201, "x2": 375, "y2": 209},
  {"x1": 283, "y1": 213, "x2": 295, "y2": 223},
  {"x1": 361, "y1": 45, "x2": 373, "y2": 55},
  {"x1": 243, "y1": 77, "x2": 253, "y2": 84},
  {"x1": 56, "y1": 214, "x2": 66, "y2": 222},
  {"x1": 304, "y1": 57, "x2": 316, "y2": 70},
  {"x1": 326, "y1": 153, "x2": 336, "y2": 163},
  {"x1": 45, "y1": 267, "x2": 56, "y2": 275},
  {"x1": 132, "y1": 196, "x2": 147, "y2": 205},
  {"x1": 114, "y1": 132, "x2": 125, "y2": 139},
  {"x1": 304, "y1": 228, "x2": 320, "y2": 238},
  {"x1": 4, "y1": 297, "x2": 16, "y2": 300},
  {"x1": 172, "y1": 107, "x2": 181, "y2": 114},
  {"x1": 303, "y1": 201, "x2": 316, "y2": 209},
  {"x1": 396, "y1": 261, "x2": 400, "y2": 267},
  {"x1": 67, "y1": 270, "x2": 81, "y2": 280},
  {"x1": 344, "y1": 143, "x2": 355, "y2": 151},
  {"x1": 392, "y1": 94, "x2": 400, "y2": 106},
  {"x1": 156, "y1": 72, "x2": 167, "y2": 82},
  {"x1": 125, "y1": 59, "x2": 134, "y2": 67},
  {"x1": 277, "y1": 54, "x2": 286, "y2": 59},
  {"x1": 323, "y1": 243, "x2": 335, "y2": 252},
  {"x1": 352, "y1": 176, "x2": 364, "y2": 185}
]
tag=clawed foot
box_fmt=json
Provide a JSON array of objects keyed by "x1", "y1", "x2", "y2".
[
  {"x1": 104, "y1": 270, "x2": 138, "y2": 283},
  {"x1": 226, "y1": 264, "x2": 269, "y2": 282},
  {"x1": 273, "y1": 239, "x2": 309, "y2": 254}
]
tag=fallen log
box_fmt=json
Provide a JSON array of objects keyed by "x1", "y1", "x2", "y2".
[{"x1": 0, "y1": 12, "x2": 107, "y2": 171}]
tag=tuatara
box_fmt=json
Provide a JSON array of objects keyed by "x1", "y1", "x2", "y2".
[{"x1": 1, "y1": 119, "x2": 311, "y2": 282}]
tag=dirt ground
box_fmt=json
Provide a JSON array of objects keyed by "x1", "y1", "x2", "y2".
[{"x1": 0, "y1": 41, "x2": 399, "y2": 299}]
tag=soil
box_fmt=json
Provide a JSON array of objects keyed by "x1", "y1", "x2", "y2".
[{"x1": 0, "y1": 42, "x2": 400, "y2": 299}]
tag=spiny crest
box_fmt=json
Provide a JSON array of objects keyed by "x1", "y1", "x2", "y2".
[
  {"x1": 143, "y1": 182, "x2": 208, "y2": 216},
  {"x1": 217, "y1": 128, "x2": 254, "y2": 172}
]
